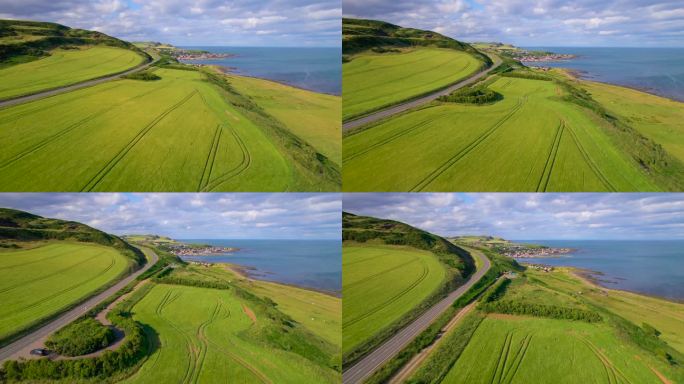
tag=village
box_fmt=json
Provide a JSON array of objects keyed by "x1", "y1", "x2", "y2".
[
  {"x1": 167, "y1": 243, "x2": 239, "y2": 257},
  {"x1": 504, "y1": 246, "x2": 575, "y2": 259},
  {"x1": 172, "y1": 50, "x2": 234, "y2": 60},
  {"x1": 525, "y1": 264, "x2": 556, "y2": 273},
  {"x1": 515, "y1": 52, "x2": 576, "y2": 62}
]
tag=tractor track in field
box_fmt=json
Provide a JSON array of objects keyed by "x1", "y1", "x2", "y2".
[
  {"x1": 0, "y1": 83, "x2": 173, "y2": 171},
  {"x1": 197, "y1": 125, "x2": 223, "y2": 191},
  {"x1": 343, "y1": 120, "x2": 432, "y2": 163},
  {"x1": 201, "y1": 126, "x2": 252, "y2": 192},
  {"x1": 536, "y1": 120, "x2": 565, "y2": 192},
  {"x1": 491, "y1": 332, "x2": 514, "y2": 384},
  {"x1": 409, "y1": 96, "x2": 527, "y2": 192},
  {"x1": 564, "y1": 124, "x2": 617, "y2": 192},
  {"x1": 0, "y1": 248, "x2": 75, "y2": 271},
  {"x1": 501, "y1": 334, "x2": 532, "y2": 384},
  {"x1": 80, "y1": 89, "x2": 198, "y2": 192},
  {"x1": 343, "y1": 256, "x2": 421, "y2": 291},
  {"x1": 579, "y1": 337, "x2": 633, "y2": 384},
  {"x1": 344, "y1": 261, "x2": 429, "y2": 329}
]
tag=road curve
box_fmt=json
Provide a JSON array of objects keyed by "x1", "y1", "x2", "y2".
[
  {"x1": 0, "y1": 55, "x2": 156, "y2": 109},
  {"x1": 0, "y1": 246, "x2": 159, "y2": 363},
  {"x1": 342, "y1": 247, "x2": 491, "y2": 384},
  {"x1": 343, "y1": 54, "x2": 502, "y2": 133}
]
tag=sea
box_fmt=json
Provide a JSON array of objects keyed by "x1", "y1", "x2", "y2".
[
  {"x1": 522, "y1": 47, "x2": 684, "y2": 102},
  {"x1": 178, "y1": 239, "x2": 341, "y2": 294},
  {"x1": 178, "y1": 46, "x2": 341, "y2": 95},
  {"x1": 516, "y1": 240, "x2": 684, "y2": 301}
]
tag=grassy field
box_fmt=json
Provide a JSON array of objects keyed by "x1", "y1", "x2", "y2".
[
  {"x1": 121, "y1": 283, "x2": 339, "y2": 384},
  {"x1": 442, "y1": 315, "x2": 675, "y2": 384},
  {"x1": 168, "y1": 264, "x2": 341, "y2": 348},
  {"x1": 0, "y1": 67, "x2": 330, "y2": 191},
  {"x1": 343, "y1": 76, "x2": 660, "y2": 191},
  {"x1": 581, "y1": 80, "x2": 684, "y2": 163},
  {"x1": 0, "y1": 242, "x2": 130, "y2": 342},
  {"x1": 343, "y1": 48, "x2": 481, "y2": 120},
  {"x1": 342, "y1": 244, "x2": 446, "y2": 354},
  {"x1": 0, "y1": 46, "x2": 144, "y2": 100},
  {"x1": 225, "y1": 73, "x2": 342, "y2": 165},
  {"x1": 410, "y1": 267, "x2": 683, "y2": 384}
]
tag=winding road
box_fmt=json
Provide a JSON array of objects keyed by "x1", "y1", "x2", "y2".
[
  {"x1": 0, "y1": 56, "x2": 156, "y2": 109},
  {"x1": 0, "y1": 246, "x2": 158, "y2": 363},
  {"x1": 343, "y1": 54, "x2": 502, "y2": 133},
  {"x1": 342, "y1": 246, "x2": 491, "y2": 384}
]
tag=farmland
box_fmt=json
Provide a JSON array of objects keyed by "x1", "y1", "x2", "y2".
[
  {"x1": 0, "y1": 67, "x2": 337, "y2": 191},
  {"x1": 343, "y1": 75, "x2": 664, "y2": 191},
  {"x1": 343, "y1": 48, "x2": 481, "y2": 120},
  {"x1": 121, "y1": 283, "x2": 339, "y2": 384},
  {"x1": 225, "y1": 73, "x2": 342, "y2": 165},
  {"x1": 0, "y1": 242, "x2": 131, "y2": 343},
  {"x1": 0, "y1": 46, "x2": 145, "y2": 100},
  {"x1": 342, "y1": 245, "x2": 446, "y2": 355},
  {"x1": 408, "y1": 266, "x2": 684, "y2": 384}
]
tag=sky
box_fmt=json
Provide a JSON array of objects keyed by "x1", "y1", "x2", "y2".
[
  {"x1": 0, "y1": 0, "x2": 340, "y2": 46},
  {"x1": 343, "y1": 193, "x2": 684, "y2": 240},
  {"x1": 343, "y1": 0, "x2": 684, "y2": 47},
  {"x1": 0, "y1": 193, "x2": 341, "y2": 240}
]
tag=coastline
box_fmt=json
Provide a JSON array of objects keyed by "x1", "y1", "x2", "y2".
[
  {"x1": 567, "y1": 266, "x2": 684, "y2": 304},
  {"x1": 556, "y1": 67, "x2": 684, "y2": 104},
  {"x1": 223, "y1": 262, "x2": 342, "y2": 298}
]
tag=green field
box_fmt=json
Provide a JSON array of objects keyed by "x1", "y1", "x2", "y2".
[
  {"x1": 0, "y1": 46, "x2": 144, "y2": 100},
  {"x1": 0, "y1": 67, "x2": 333, "y2": 191},
  {"x1": 122, "y1": 283, "x2": 339, "y2": 384},
  {"x1": 343, "y1": 76, "x2": 660, "y2": 191},
  {"x1": 343, "y1": 48, "x2": 481, "y2": 120},
  {"x1": 225, "y1": 74, "x2": 342, "y2": 165},
  {"x1": 342, "y1": 245, "x2": 446, "y2": 354},
  {"x1": 581, "y1": 80, "x2": 684, "y2": 163},
  {"x1": 0, "y1": 242, "x2": 131, "y2": 342},
  {"x1": 442, "y1": 315, "x2": 674, "y2": 384}
]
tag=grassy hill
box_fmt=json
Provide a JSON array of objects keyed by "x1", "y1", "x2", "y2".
[
  {"x1": 342, "y1": 18, "x2": 491, "y2": 121},
  {"x1": 0, "y1": 208, "x2": 144, "y2": 346},
  {"x1": 342, "y1": 212, "x2": 475, "y2": 366}
]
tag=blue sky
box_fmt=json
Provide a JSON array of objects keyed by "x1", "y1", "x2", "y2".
[
  {"x1": 343, "y1": 0, "x2": 684, "y2": 47},
  {"x1": 0, "y1": 0, "x2": 340, "y2": 46},
  {"x1": 343, "y1": 193, "x2": 684, "y2": 240},
  {"x1": 0, "y1": 193, "x2": 341, "y2": 239}
]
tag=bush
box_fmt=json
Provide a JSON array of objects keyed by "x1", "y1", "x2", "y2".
[
  {"x1": 438, "y1": 85, "x2": 502, "y2": 104},
  {"x1": 122, "y1": 71, "x2": 160, "y2": 81},
  {"x1": 45, "y1": 318, "x2": 115, "y2": 356},
  {"x1": 500, "y1": 70, "x2": 552, "y2": 81},
  {"x1": 480, "y1": 300, "x2": 602, "y2": 322}
]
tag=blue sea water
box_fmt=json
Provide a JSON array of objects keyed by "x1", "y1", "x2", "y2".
[
  {"x1": 522, "y1": 47, "x2": 684, "y2": 102},
  {"x1": 179, "y1": 239, "x2": 341, "y2": 293},
  {"x1": 517, "y1": 240, "x2": 684, "y2": 301},
  {"x1": 179, "y1": 46, "x2": 341, "y2": 95}
]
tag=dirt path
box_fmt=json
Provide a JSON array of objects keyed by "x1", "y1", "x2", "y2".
[
  {"x1": 343, "y1": 54, "x2": 502, "y2": 133},
  {"x1": 0, "y1": 246, "x2": 158, "y2": 362},
  {"x1": 242, "y1": 304, "x2": 257, "y2": 324},
  {"x1": 0, "y1": 56, "x2": 156, "y2": 109}
]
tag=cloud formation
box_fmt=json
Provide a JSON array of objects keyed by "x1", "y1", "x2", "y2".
[
  {"x1": 0, "y1": 193, "x2": 341, "y2": 239},
  {"x1": 343, "y1": 193, "x2": 684, "y2": 240},
  {"x1": 0, "y1": 0, "x2": 340, "y2": 46},
  {"x1": 343, "y1": 0, "x2": 684, "y2": 47}
]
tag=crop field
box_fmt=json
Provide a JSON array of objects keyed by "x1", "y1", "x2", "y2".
[
  {"x1": 530, "y1": 269, "x2": 684, "y2": 354},
  {"x1": 343, "y1": 76, "x2": 659, "y2": 191},
  {"x1": 581, "y1": 80, "x2": 684, "y2": 163},
  {"x1": 0, "y1": 46, "x2": 144, "y2": 100},
  {"x1": 0, "y1": 242, "x2": 130, "y2": 342},
  {"x1": 343, "y1": 48, "x2": 481, "y2": 120},
  {"x1": 441, "y1": 315, "x2": 675, "y2": 384},
  {"x1": 342, "y1": 245, "x2": 446, "y2": 354},
  {"x1": 122, "y1": 283, "x2": 339, "y2": 384},
  {"x1": 0, "y1": 68, "x2": 303, "y2": 191},
  {"x1": 225, "y1": 74, "x2": 342, "y2": 165}
]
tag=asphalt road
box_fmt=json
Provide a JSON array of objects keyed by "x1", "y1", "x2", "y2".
[
  {"x1": 343, "y1": 54, "x2": 502, "y2": 133},
  {"x1": 0, "y1": 56, "x2": 156, "y2": 109},
  {"x1": 0, "y1": 246, "x2": 158, "y2": 362},
  {"x1": 342, "y1": 247, "x2": 492, "y2": 384}
]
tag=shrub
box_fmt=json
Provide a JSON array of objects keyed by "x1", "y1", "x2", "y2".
[
  {"x1": 500, "y1": 70, "x2": 552, "y2": 81},
  {"x1": 45, "y1": 318, "x2": 115, "y2": 356},
  {"x1": 122, "y1": 71, "x2": 161, "y2": 81},
  {"x1": 438, "y1": 85, "x2": 502, "y2": 104}
]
